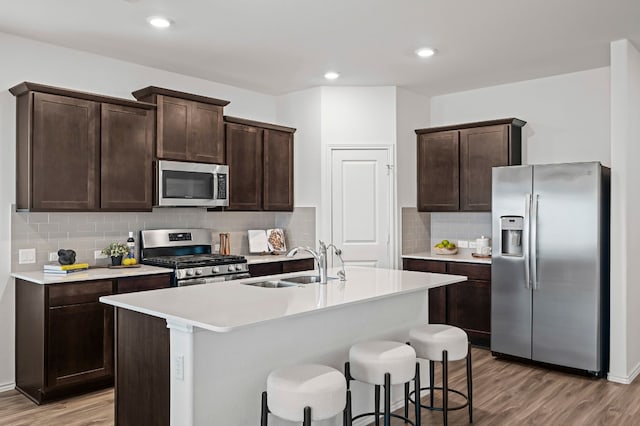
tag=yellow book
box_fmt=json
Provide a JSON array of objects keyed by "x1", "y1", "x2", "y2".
[{"x1": 43, "y1": 263, "x2": 90, "y2": 271}]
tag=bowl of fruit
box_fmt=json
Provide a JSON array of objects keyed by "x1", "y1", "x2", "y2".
[{"x1": 433, "y1": 239, "x2": 458, "y2": 255}]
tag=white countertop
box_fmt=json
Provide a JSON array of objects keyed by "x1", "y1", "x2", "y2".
[
  {"x1": 12, "y1": 265, "x2": 172, "y2": 284},
  {"x1": 402, "y1": 248, "x2": 492, "y2": 264},
  {"x1": 244, "y1": 252, "x2": 315, "y2": 264},
  {"x1": 100, "y1": 266, "x2": 466, "y2": 333}
]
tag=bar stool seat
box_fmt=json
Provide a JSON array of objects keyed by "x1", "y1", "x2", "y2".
[
  {"x1": 408, "y1": 324, "x2": 473, "y2": 425},
  {"x1": 261, "y1": 364, "x2": 350, "y2": 425}
]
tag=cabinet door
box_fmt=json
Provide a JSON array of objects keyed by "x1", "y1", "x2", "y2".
[
  {"x1": 32, "y1": 92, "x2": 100, "y2": 210},
  {"x1": 263, "y1": 129, "x2": 294, "y2": 211},
  {"x1": 47, "y1": 302, "x2": 114, "y2": 389},
  {"x1": 459, "y1": 124, "x2": 509, "y2": 211},
  {"x1": 226, "y1": 123, "x2": 263, "y2": 210},
  {"x1": 157, "y1": 95, "x2": 189, "y2": 161},
  {"x1": 417, "y1": 131, "x2": 459, "y2": 211},
  {"x1": 101, "y1": 103, "x2": 154, "y2": 211},
  {"x1": 446, "y1": 280, "x2": 491, "y2": 345},
  {"x1": 188, "y1": 102, "x2": 225, "y2": 164}
]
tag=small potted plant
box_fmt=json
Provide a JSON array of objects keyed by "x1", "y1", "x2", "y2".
[{"x1": 102, "y1": 242, "x2": 130, "y2": 266}]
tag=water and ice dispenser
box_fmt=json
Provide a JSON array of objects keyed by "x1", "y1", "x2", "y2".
[{"x1": 500, "y1": 216, "x2": 524, "y2": 256}]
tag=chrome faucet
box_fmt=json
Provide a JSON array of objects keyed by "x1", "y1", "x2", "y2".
[
  {"x1": 287, "y1": 240, "x2": 345, "y2": 283},
  {"x1": 287, "y1": 240, "x2": 329, "y2": 283}
]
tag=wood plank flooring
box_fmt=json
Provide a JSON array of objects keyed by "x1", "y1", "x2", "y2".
[{"x1": 1, "y1": 348, "x2": 639, "y2": 425}]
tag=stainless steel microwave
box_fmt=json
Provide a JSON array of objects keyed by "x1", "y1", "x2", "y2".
[{"x1": 156, "y1": 160, "x2": 229, "y2": 207}]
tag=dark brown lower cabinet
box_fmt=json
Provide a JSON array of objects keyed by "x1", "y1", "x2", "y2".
[
  {"x1": 403, "y1": 258, "x2": 491, "y2": 347},
  {"x1": 15, "y1": 273, "x2": 171, "y2": 404},
  {"x1": 115, "y1": 308, "x2": 170, "y2": 426},
  {"x1": 248, "y1": 258, "x2": 315, "y2": 277}
]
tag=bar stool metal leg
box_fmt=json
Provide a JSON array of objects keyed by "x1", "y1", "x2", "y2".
[
  {"x1": 303, "y1": 406, "x2": 311, "y2": 426},
  {"x1": 467, "y1": 343, "x2": 473, "y2": 423},
  {"x1": 442, "y1": 350, "x2": 448, "y2": 426},
  {"x1": 384, "y1": 373, "x2": 391, "y2": 426},
  {"x1": 375, "y1": 385, "x2": 381, "y2": 426},
  {"x1": 429, "y1": 360, "x2": 435, "y2": 407},
  {"x1": 261, "y1": 391, "x2": 268, "y2": 426},
  {"x1": 345, "y1": 389, "x2": 353, "y2": 426},
  {"x1": 404, "y1": 381, "x2": 410, "y2": 422},
  {"x1": 414, "y1": 362, "x2": 421, "y2": 426}
]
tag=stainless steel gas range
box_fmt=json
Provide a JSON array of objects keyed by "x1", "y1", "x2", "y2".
[{"x1": 140, "y1": 228, "x2": 249, "y2": 286}]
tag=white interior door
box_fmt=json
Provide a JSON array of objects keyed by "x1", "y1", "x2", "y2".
[{"x1": 331, "y1": 148, "x2": 392, "y2": 268}]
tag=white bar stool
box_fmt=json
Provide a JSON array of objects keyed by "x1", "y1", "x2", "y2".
[
  {"x1": 408, "y1": 324, "x2": 473, "y2": 425},
  {"x1": 345, "y1": 340, "x2": 421, "y2": 426},
  {"x1": 261, "y1": 363, "x2": 351, "y2": 426}
]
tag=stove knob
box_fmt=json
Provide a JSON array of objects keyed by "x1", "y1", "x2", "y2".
[
  {"x1": 228, "y1": 265, "x2": 236, "y2": 272},
  {"x1": 212, "y1": 266, "x2": 220, "y2": 273},
  {"x1": 186, "y1": 269, "x2": 194, "y2": 277},
  {"x1": 195, "y1": 269, "x2": 203, "y2": 276}
]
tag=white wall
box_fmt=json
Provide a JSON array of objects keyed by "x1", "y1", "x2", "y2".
[
  {"x1": 0, "y1": 32, "x2": 278, "y2": 389},
  {"x1": 430, "y1": 67, "x2": 611, "y2": 166},
  {"x1": 276, "y1": 88, "x2": 322, "y2": 208},
  {"x1": 396, "y1": 88, "x2": 430, "y2": 208},
  {"x1": 609, "y1": 39, "x2": 640, "y2": 383}
]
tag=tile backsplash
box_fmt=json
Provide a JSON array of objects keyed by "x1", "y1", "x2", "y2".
[
  {"x1": 11, "y1": 207, "x2": 315, "y2": 272},
  {"x1": 430, "y1": 212, "x2": 492, "y2": 246},
  {"x1": 401, "y1": 208, "x2": 492, "y2": 254}
]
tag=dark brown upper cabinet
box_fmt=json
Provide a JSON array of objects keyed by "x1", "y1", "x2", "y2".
[
  {"x1": 224, "y1": 116, "x2": 295, "y2": 211},
  {"x1": 415, "y1": 118, "x2": 525, "y2": 212},
  {"x1": 132, "y1": 86, "x2": 230, "y2": 164},
  {"x1": 10, "y1": 82, "x2": 156, "y2": 212}
]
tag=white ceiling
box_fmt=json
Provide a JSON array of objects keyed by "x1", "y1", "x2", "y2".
[{"x1": 1, "y1": 0, "x2": 639, "y2": 96}]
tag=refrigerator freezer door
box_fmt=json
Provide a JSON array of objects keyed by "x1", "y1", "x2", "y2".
[
  {"x1": 491, "y1": 165, "x2": 533, "y2": 358},
  {"x1": 531, "y1": 162, "x2": 602, "y2": 371}
]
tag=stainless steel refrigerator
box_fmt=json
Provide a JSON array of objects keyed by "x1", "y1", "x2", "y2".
[{"x1": 491, "y1": 162, "x2": 610, "y2": 376}]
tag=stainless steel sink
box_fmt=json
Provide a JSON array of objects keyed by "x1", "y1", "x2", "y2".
[
  {"x1": 242, "y1": 280, "x2": 298, "y2": 288},
  {"x1": 279, "y1": 275, "x2": 337, "y2": 284}
]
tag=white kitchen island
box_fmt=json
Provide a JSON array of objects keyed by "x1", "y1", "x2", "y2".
[{"x1": 100, "y1": 266, "x2": 466, "y2": 426}]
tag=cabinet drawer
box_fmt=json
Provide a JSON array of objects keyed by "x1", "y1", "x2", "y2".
[
  {"x1": 117, "y1": 274, "x2": 171, "y2": 294},
  {"x1": 402, "y1": 258, "x2": 447, "y2": 273},
  {"x1": 248, "y1": 262, "x2": 282, "y2": 277},
  {"x1": 48, "y1": 280, "x2": 114, "y2": 307},
  {"x1": 282, "y1": 258, "x2": 315, "y2": 273},
  {"x1": 447, "y1": 262, "x2": 491, "y2": 281}
]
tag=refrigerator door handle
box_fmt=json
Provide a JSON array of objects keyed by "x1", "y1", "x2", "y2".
[
  {"x1": 531, "y1": 193, "x2": 539, "y2": 290},
  {"x1": 524, "y1": 193, "x2": 531, "y2": 289}
]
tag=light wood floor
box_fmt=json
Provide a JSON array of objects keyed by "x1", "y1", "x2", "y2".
[{"x1": 1, "y1": 348, "x2": 639, "y2": 425}]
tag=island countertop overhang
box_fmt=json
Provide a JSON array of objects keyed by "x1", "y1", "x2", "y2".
[{"x1": 99, "y1": 266, "x2": 466, "y2": 333}]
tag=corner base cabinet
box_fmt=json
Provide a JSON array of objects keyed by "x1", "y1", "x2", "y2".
[
  {"x1": 403, "y1": 258, "x2": 491, "y2": 347},
  {"x1": 15, "y1": 274, "x2": 170, "y2": 404}
]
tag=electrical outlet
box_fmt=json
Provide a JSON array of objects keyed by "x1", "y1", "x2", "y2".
[
  {"x1": 175, "y1": 354, "x2": 184, "y2": 380},
  {"x1": 94, "y1": 250, "x2": 108, "y2": 260},
  {"x1": 49, "y1": 252, "x2": 58, "y2": 262},
  {"x1": 457, "y1": 240, "x2": 469, "y2": 248},
  {"x1": 19, "y1": 248, "x2": 36, "y2": 264}
]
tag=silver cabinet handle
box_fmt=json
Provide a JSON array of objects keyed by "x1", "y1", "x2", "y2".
[
  {"x1": 524, "y1": 194, "x2": 531, "y2": 289},
  {"x1": 531, "y1": 194, "x2": 539, "y2": 290}
]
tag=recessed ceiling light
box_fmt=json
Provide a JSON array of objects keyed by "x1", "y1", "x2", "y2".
[
  {"x1": 415, "y1": 47, "x2": 436, "y2": 58},
  {"x1": 324, "y1": 71, "x2": 340, "y2": 80},
  {"x1": 148, "y1": 16, "x2": 172, "y2": 29}
]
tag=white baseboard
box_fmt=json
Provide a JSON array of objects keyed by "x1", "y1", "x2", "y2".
[
  {"x1": 352, "y1": 398, "x2": 406, "y2": 426},
  {"x1": 608, "y1": 360, "x2": 640, "y2": 384},
  {"x1": 0, "y1": 382, "x2": 15, "y2": 393}
]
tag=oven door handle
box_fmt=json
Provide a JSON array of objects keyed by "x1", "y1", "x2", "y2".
[{"x1": 178, "y1": 276, "x2": 226, "y2": 286}]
